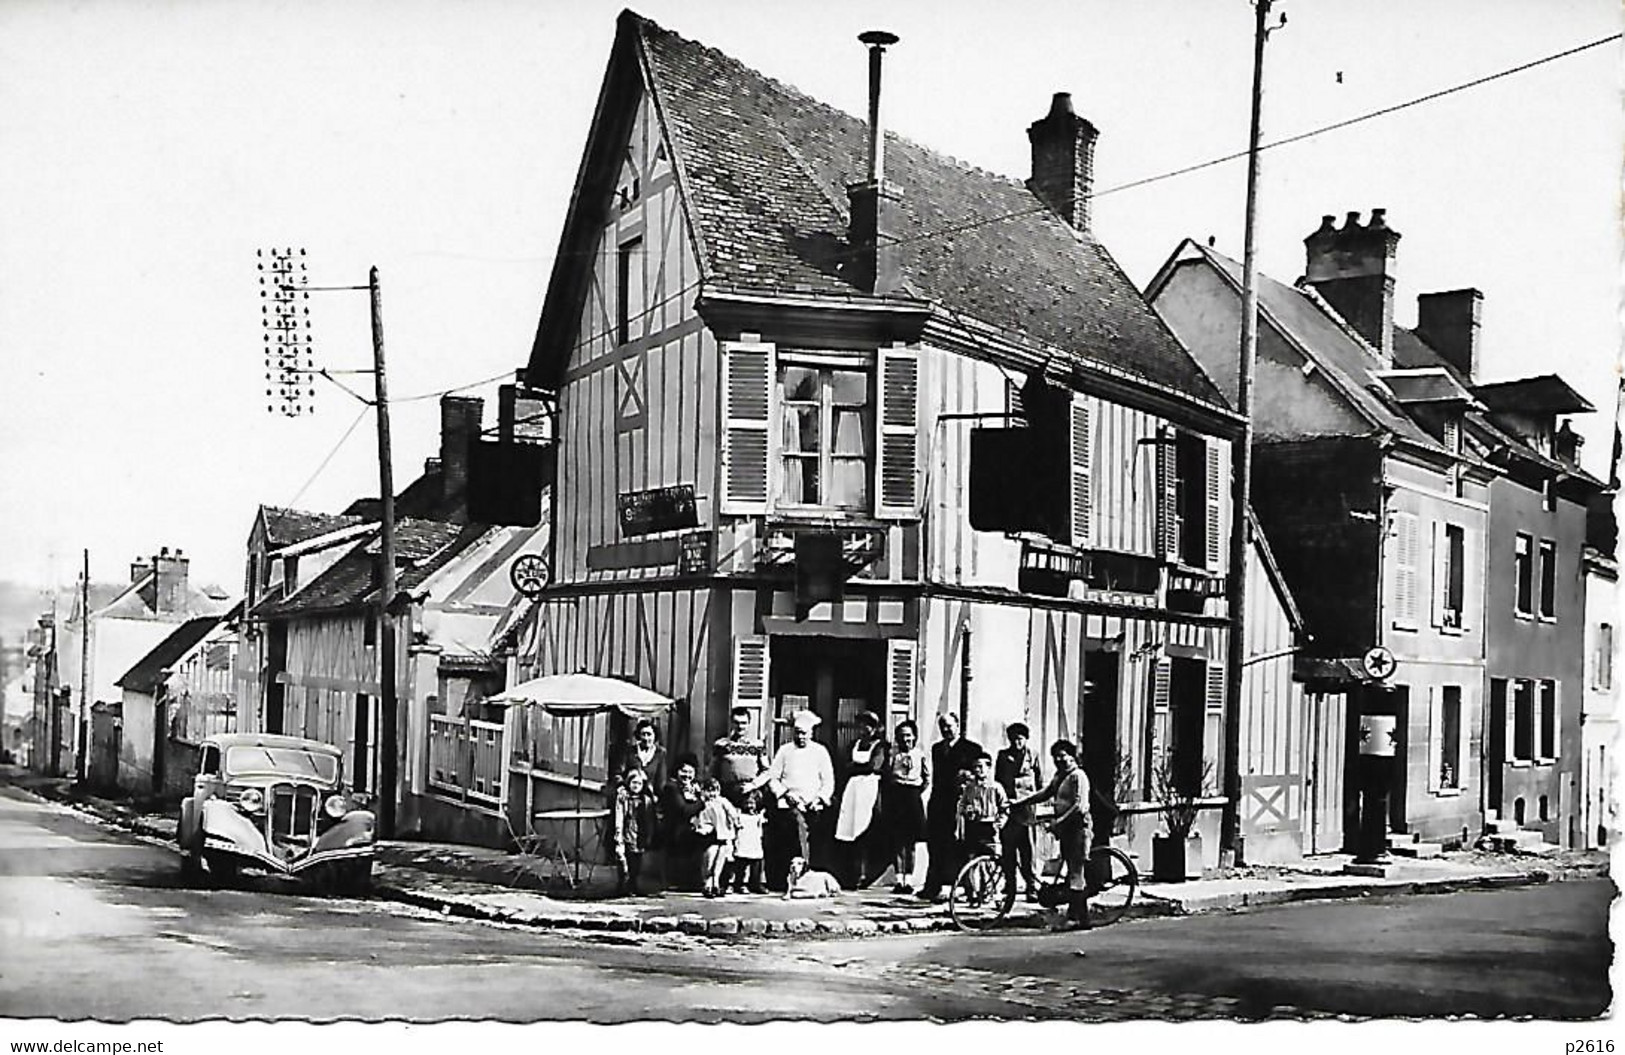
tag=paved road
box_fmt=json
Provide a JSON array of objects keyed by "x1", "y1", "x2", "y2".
[{"x1": 0, "y1": 782, "x2": 1610, "y2": 1022}]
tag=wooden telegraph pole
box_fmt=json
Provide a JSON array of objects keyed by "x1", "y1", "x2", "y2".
[
  {"x1": 369, "y1": 266, "x2": 400, "y2": 839},
  {"x1": 1221, "y1": 0, "x2": 1277, "y2": 865},
  {"x1": 76, "y1": 548, "x2": 89, "y2": 782}
]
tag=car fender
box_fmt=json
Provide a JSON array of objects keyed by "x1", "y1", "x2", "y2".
[
  {"x1": 200, "y1": 798, "x2": 269, "y2": 856},
  {"x1": 312, "y1": 810, "x2": 377, "y2": 854}
]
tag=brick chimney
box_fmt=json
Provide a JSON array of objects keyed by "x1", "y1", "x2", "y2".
[
  {"x1": 1415, "y1": 288, "x2": 1483, "y2": 382},
  {"x1": 1554, "y1": 419, "x2": 1584, "y2": 467},
  {"x1": 846, "y1": 30, "x2": 904, "y2": 295},
  {"x1": 152, "y1": 547, "x2": 189, "y2": 616},
  {"x1": 1027, "y1": 92, "x2": 1099, "y2": 231},
  {"x1": 440, "y1": 395, "x2": 483, "y2": 522},
  {"x1": 1304, "y1": 209, "x2": 1401, "y2": 363},
  {"x1": 129, "y1": 558, "x2": 151, "y2": 584}
]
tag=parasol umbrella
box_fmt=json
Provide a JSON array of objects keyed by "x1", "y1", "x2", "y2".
[{"x1": 488, "y1": 672, "x2": 676, "y2": 885}]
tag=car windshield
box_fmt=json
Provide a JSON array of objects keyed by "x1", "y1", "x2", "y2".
[{"x1": 224, "y1": 745, "x2": 340, "y2": 783}]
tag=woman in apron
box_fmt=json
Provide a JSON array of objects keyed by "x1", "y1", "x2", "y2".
[{"x1": 834, "y1": 710, "x2": 889, "y2": 888}]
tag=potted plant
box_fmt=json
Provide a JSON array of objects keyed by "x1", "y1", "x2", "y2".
[{"x1": 1150, "y1": 755, "x2": 1211, "y2": 882}]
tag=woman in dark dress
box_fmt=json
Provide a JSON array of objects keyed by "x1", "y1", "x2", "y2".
[
  {"x1": 616, "y1": 717, "x2": 668, "y2": 793},
  {"x1": 880, "y1": 719, "x2": 929, "y2": 894}
]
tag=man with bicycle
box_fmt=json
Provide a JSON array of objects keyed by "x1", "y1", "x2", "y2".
[{"x1": 1011, "y1": 738, "x2": 1093, "y2": 931}]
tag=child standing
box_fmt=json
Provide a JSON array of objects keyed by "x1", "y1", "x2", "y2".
[
  {"x1": 612, "y1": 768, "x2": 656, "y2": 897},
  {"x1": 694, "y1": 777, "x2": 740, "y2": 898},
  {"x1": 725, "y1": 790, "x2": 767, "y2": 894},
  {"x1": 956, "y1": 750, "x2": 1009, "y2": 870}
]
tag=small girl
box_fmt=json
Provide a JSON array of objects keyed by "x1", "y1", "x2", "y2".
[
  {"x1": 693, "y1": 777, "x2": 740, "y2": 898},
  {"x1": 724, "y1": 790, "x2": 767, "y2": 894},
  {"x1": 612, "y1": 768, "x2": 656, "y2": 897}
]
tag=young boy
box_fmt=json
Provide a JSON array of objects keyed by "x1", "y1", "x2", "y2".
[
  {"x1": 694, "y1": 777, "x2": 740, "y2": 898},
  {"x1": 956, "y1": 750, "x2": 1009, "y2": 870}
]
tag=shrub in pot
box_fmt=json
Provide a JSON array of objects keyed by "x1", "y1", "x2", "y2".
[{"x1": 1150, "y1": 756, "x2": 1210, "y2": 882}]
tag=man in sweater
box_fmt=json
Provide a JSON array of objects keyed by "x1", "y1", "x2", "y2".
[{"x1": 710, "y1": 706, "x2": 768, "y2": 808}]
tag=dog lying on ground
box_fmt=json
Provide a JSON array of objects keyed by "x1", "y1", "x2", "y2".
[{"x1": 784, "y1": 856, "x2": 842, "y2": 899}]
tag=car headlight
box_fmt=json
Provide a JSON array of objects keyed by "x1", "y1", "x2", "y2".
[
  {"x1": 324, "y1": 794, "x2": 350, "y2": 819},
  {"x1": 237, "y1": 788, "x2": 264, "y2": 814}
]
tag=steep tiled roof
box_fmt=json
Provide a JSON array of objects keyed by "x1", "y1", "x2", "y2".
[
  {"x1": 261, "y1": 506, "x2": 367, "y2": 548},
  {"x1": 1180, "y1": 244, "x2": 1443, "y2": 450},
  {"x1": 115, "y1": 616, "x2": 221, "y2": 694},
  {"x1": 532, "y1": 13, "x2": 1222, "y2": 405},
  {"x1": 253, "y1": 520, "x2": 486, "y2": 620}
]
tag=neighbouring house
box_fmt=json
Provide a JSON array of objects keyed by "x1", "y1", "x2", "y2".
[
  {"x1": 55, "y1": 549, "x2": 232, "y2": 786},
  {"x1": 114, "y1": 605, "x2": 241, "y2": 797},
  {"x1": 504, "y1": 11, "x2": 1269, "y2": 871},
  {"x1": 1149, "y1": 211, "x2": 1602, "y2": 851},
  {"x1": 238, "y1": 394, "x2": 552, "y2": 846},
  {"x1": 1580, "y1": 407, "x2": 1620, "y2": 849}
]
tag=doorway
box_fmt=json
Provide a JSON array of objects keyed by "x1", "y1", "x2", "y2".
[
  {"x1": 1387, "y1": 686, "x2": 1409, "y2": 835},
  {"x1": 1081, "y1": 649, "x2": 1121, "y2": 805},
  {"x1": 1487, "y1": 678, "x2": 1506, "y2": 814},
  {"x1": 769, "y1": 636, "x2": 887, "y2": 757}
]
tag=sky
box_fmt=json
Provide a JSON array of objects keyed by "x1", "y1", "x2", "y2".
[{"x1": 1, "y1": 0, "x2": 1620, "y2": 598}]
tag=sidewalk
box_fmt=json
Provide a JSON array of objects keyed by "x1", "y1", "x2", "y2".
[{"x1": 9, "y1": 768, "x2": 1604, "y2": 942}]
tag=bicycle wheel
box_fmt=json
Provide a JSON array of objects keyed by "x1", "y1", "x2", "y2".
[
  {"x1": 1087, "y1": 846, "x2": 1138, "y2": 926},
  {"x1": 948, "y1": 855, "x2": 1014, "y2": 932}
]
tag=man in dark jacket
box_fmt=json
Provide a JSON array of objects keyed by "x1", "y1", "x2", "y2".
[{"x1": 919, "y1": 712, "x2": 982, "y2": 902}]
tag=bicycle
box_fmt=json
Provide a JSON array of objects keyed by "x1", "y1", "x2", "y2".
[{"x1": 948, "y1": 841, "x2": 1139, "y2": 932}]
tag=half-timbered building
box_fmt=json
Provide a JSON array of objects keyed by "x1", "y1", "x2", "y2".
[{"x1": 510, "y1": 12, "x2": 1250, "y2": 868}]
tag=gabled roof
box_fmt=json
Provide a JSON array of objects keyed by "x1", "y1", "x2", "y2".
[
  {"x1": 252, "y1": 519, "x2": 486, "y2": 620},
  {"x1": 114, "y1": 616, "x2": 222, "y2": 694},
  {"x1": 528, "y1": 11, "x2": 1223, "y2": 408},
  {"x1": 259, "y1": 506, "x2": 367, "y2": 549},
  {"x1": 1154, "y1": 241, "x2": 1443, "y2": 451}
]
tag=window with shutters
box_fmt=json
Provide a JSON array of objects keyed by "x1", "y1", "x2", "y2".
[
  {"x1": 1166, "y1": 431, "x2": 1208, "y2": 568},
  {"x1": 777, "y1": 359, "x2": 873, "y2": 511},
  {"x1": 1537, "y1": 540, "x2": 1557, "y2": 621},
  {"x1": 1514, "y1": 533, "x2": 1534, "y2": 617},
  {"x1": 1390, "y1": 511, "x2": 1421, "y2": 630}
]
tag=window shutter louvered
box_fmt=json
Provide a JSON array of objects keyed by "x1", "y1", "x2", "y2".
[
  {"x1": 1506, "y1": 681, "x2": 1519, "y2": 765},
  {"x1": 1204, "y1": 439, "x2": 1223, "y2": 571},
  {"x1": 1156, "y1": 432, "x2": 1179, "y2": 560},
  {"x1": 731, "y1": 635, "x2": 770, "y2": 718},
  {"x1": 1430, "y1": 520, "x2": 1447, "y2": 627},
  {"x1": 886, "y1": 639, "x2": 918, "y2": 725},
  {"x1": 1427, "y1": 687, "x2": 1441, "y2": 793},
  {"x1": 1149, "y1": 657, "x2": 1172, "y2": 791},
  {"x1": 876, "y1": 344, "x2": 920, "y2": 519},
  {"x1": 1069, "y1": 396, "x2": 1092, "y2": 546},
  {"x1": 1392, "y1": 512, "x2": 1419, "y2": 629},
  {"x1": 1460, "y1": 529, "x2": 1475, "y2": 631},
  {"x1": 1203, "y1": 663, "x2": 1224, "y2": 796},
  {"x1": 720, "y1": 339, "x2": 774, "y2": 515},
  {"x1": 1459, "y1": 689, "x2": 1473, "y2": 789}
]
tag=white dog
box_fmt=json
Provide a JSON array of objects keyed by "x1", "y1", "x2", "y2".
[{"x1": 784, "y1": 856, "x2": 842, "y2": 899}]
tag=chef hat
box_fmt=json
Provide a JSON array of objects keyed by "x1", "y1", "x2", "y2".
[{"x1": 790, "y1": 710, "x2": 822, "y2": 730}]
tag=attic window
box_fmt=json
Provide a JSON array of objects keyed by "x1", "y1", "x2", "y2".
[{"x1": 617, "y1": 237, "x2": 643, "y2": 345}]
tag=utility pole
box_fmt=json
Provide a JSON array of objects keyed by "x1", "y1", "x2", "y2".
[
  {"x1": 77, "y1": 548, "x2": 90, "y2": 783},
  {"x1": 1220, "y1": 0, "x2": 1277, "y2": 865},
  {"x1": 370, "y1": 265, "x2": 400, "y2": 839}
]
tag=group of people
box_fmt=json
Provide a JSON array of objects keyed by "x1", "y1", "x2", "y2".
[{"x1": 607, "y1": 707, "x2": 1100, "y2": 927}]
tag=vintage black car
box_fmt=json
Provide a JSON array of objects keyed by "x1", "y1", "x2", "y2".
[{"x1": 177, "y1": 733, "x2": 376, "y2": 893}]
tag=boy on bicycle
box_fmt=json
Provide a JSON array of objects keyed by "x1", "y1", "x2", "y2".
[{"x1": 956, "y1": 750, "x2": 1009, "y2": 870}]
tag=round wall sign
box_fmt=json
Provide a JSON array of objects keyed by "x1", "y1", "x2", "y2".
[
  {"x1": 1361, "y1": 646, "x2": 1397, "y2": 682},
  {"x1": 509, "y1": 554, "x2": 551, "y2": 597}
]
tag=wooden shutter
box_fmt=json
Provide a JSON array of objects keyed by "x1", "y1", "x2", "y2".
[
  {"x1": 731, "y1": 635, "x2": 770, "y2": 718},
  {"x1": 876, "y1": 344, "x2": 920, "y2": 519},
  {"x1": 1203, "y1": 663, "x2": 1224, "y2": 796},
  {"x1": 1069, "y1": 395, "x2": 1092, "y2": 546},
  {"x1": 1392, "y1": 512, "x2": 1419, "y2": 629},
  {"x1": 1148, "y1": 657, "x2": 1171, "y2": 793},
  {"x1": 1156, "y1": 431, "x2": 1180, "y2": 560},
  {"x1": 1459, "y1": 529, "x2": 1476, "y2": 631},
  {"x1": 1430, "y1": 520, "x2": 1448, "y2": 628},
  {"x1": 1458, "y1": 688, "x2": 1473, "y2": 791},
  {"x1": 1204, "y1": 439, "x2": 1223, "y2": 571},
  {"x1": 1426, "y1": 687, "x2": 1441, "y2": 793},
  {"x1": 720, "y1": 338, "x2": 774, "y2": 515},
  {"x1": 886, "y1": 639, "x2": 918, "y2": 725}
]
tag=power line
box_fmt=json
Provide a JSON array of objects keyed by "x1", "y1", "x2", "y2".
[
  {"x1": 287, "y1": 404, "x2": 371, "y2": 507},
  {"x1": 873, "y1": 31, "x2": 1623, "y2": 255}
]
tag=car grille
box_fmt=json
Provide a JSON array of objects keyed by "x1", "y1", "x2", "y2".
[{"x1": 265, "y1": 784, "x2": 320, "y2": 846}]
